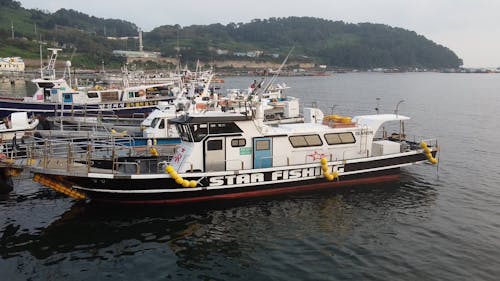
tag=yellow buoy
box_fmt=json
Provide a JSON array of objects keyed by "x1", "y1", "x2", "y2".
[
  {"x1": 175, "y1": 177, "x2": 183, "y2": 184},
  {"x1": 189, "y1": 180, "x2": 197, "y2": 188},
  {"x1": 420, "y1": 141, "x2": 428, "y2": 149},
  {"x1": 320, "y1": 158, "x2": 328, "y2": 165},
  {"x1": 340, "y1": 116, "x2": 352, "y2": 124},
  {"x1": 150, "y1": 147, "x2": 159, "y2": 157},
  {"x1": 182, "y1": 180, "x2": 190, "y2": 188},
  {"x1": 166, "y1": 165, "x2": 174, "y2": 173}
]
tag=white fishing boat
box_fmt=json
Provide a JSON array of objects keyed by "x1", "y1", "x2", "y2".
[
  {"x1": 31, "y1": 103, "x2": 439, "y2": 204},
  {"x1": 0, "y1": 49, "x2": 179, "y2": 118}
]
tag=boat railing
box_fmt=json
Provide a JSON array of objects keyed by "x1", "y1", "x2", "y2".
[
  {"x1": 225, "y1": 159, "x2": 245, "y2": 170},
  {"x1": 113, "y1": 161, "x2": 140, "y2": 175},
  {"x1": 419, "y1": 138, "x2": 438, "y2": 148},
  {"x1": 269, "y1": 155, "x2": 290, "y2": 167}
]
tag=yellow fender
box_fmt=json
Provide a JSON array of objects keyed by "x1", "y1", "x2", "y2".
[
  {"x1": 165, "y1": 165, "x2": 197, "y2": 188},
  {"x1": 420, "y1": 141, "x2": 438, "y2": 164},
  {"x1": 150, "y1": 147, "x2": 159, "y2": 157},
  {"x1": 320, "y1": 157, "x2": 339, "y2": 181}
]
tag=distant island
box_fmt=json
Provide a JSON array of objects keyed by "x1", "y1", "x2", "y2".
[{"x1": 0, "y1": 0, "x2": 463, "y2": 71}]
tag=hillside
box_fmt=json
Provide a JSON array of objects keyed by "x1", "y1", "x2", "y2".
[
  {"x1": 0, "y1": 0, "x2": 463, "y2": 69},
  {"x1": 147, "y1": 17, "x2": 462, "y2": 69}
]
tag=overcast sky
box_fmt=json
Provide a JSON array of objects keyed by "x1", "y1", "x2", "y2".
[{"x1": 17, "y1": 0, "x2": 500, "y2": 67}]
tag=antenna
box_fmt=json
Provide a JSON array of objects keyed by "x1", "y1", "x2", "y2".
[
  {"x1": 328, "y1": 104, "x2": 338, "y2": 114},
  {"x1": 259, "y1": 46, "x2": 295, "y2": 95},
  {"x1": 39, "y1": 45, "x2": 43, "y2": 78},
  {"x1": 394, "y1": 100, "x2": 405, "y2": 116}
]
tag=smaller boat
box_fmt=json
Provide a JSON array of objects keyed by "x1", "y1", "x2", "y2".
[{"x1": 0, "y1": 112, "x2": 38, "y2": 141}]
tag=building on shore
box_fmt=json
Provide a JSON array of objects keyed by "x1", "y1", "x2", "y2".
[{"x1": 0, "y1": 57, "x2": 25, "y2": 73}]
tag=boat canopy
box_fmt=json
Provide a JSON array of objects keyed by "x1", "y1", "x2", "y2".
[{"x1": 353, "y1": 114, "x2": 410, "y2": 132}]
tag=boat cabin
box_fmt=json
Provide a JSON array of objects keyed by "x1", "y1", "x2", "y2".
[{"x1": 169, "y1": 108, "x2": 411, "y2": 174}]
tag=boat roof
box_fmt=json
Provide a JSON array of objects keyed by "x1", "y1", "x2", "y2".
[
  {"x1": 170, "y1": 112, "x2": 252, "y2": 124},
  {"x1": 353, "y1": 114, "x2": 410, "y2": 132},
  {"x1": 126, "y1": 82, "x2": 175, "y2": 91},
  {"x1": 267, "y1": 122, "x2": 333, "y2": 135}
]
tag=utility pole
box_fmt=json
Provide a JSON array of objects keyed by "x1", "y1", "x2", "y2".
[
  {"x1": 11, "y1": 20, "x2": 14, "y2": 39},
  {"x1": 139, "y1": 29, "x2": 143, "y2": 52},
  {"x1": 34, "y1": 23, "x2": 37, "y2": 38}
]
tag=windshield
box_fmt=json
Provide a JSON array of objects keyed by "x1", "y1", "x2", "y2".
[{"x1": 150, "y1": 118, "x2": 160, "y2": 128}]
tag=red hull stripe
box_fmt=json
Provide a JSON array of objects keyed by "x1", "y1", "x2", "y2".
[{"x1": 100, "y1": 174, "x2": 400, "y2": 205}]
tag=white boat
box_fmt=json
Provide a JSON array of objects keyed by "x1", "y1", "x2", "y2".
[
  {"x1": 0, "y1": 112, "x2": 38, "y2": 141},
  {"x1": 31, "y1": 103, "x2": 439, "y2": 204},
  {"x1": 0, "y1": 49, "x2": 179, "y2": 118}
]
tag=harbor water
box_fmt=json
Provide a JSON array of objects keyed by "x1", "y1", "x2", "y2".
[{"x1": 1, "y1": 73, "x2": 500, "y2": 280}]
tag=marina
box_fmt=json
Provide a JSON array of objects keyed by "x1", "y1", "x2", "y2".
[
  {"x1": 0, "y1": 60, "x2": 440, "y2": 205},
  {"x1": 1, "y1": 0, "x2": 500, "y2": 277},
  {"x1": 1, "y1": 73, "x2": 499, "y2": 280}
]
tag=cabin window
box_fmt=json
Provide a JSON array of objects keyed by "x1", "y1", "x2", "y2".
[
  {"x1": 289, "y1": 134, "x2": 323, "y2": 148},
  {"x1": 158, "y1": 119, "x2": 165, "y2": 129},
  {"x1": 208, "y1": 122, "x2": 243, "y2": 135},
  {"x1": 176, "y1": 124, "x2": 193, "y2": 142},
  {"x1": 87, "y1": 92, "x2": 99, "y2": 98},
  {"x1": 207, "y1": 140, "x2": 223, "y2": 151},
  {"x1": 324, "y1": 132, "x2": 356, "y2": 145},
  {"x1": 128, "y1": 92, "x2": 140, "y2": 98},
  {"x1": 190, "y1": 123, "x2": 208, "y2": 142},
  {"x1": 231, "y1": 138, "x2": 246, "y2": 147},
  {"x1": 256, "y1": 140, "x2": 270, "y2": 151},
  {"x1": 151, "y1": 118, "x2": 160, "y2": 129},
  {"x1": 101, "y1": 91, "x2": 119, "y2": 101},
  {"x1": 339, "y1": 132, "x2": 355, "y2": 143}
]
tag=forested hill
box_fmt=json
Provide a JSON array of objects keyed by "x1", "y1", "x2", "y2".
[
  {"x1": 1, "y1": 0, "x2": 462, "y2": 69},
  {"x1": 148, "y1": 17, "x2": 462, "y2": 68}
]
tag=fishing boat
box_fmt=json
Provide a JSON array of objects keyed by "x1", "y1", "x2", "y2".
[
  {"x1": 0, "y1": 48, "x2": 178, "y2": 118},
  {"x1": 31, "y1": 103, "x2": 439, "y2": 204}
]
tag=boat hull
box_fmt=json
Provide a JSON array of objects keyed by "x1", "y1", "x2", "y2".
[
  {"x1": 38, "y1": 152, "x2": 434, "y2": 205},
  {"x1": 0, "y1": 98, "x2": 173, "y2": 118},
  {"x1": 72, "y1": 169, "x2": 401, "y2": 204}
]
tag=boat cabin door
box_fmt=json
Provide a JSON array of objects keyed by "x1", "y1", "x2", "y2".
[
  {"x1": 253, "y1": 137, "x2": 272, "y2": 169},
  {"x1": 204, "y1": 137, "x2": 226, "y2": 171}
]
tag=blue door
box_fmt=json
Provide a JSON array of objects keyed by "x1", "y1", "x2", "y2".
[
  {"x1": 63, "y1": 93, "x2": 73, "y2": 103},
  {"x1": 253, "y1": 137, "x2": 272, "y2": 169}
]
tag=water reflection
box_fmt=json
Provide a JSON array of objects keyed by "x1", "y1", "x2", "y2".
[{"x1": 0, "y1": 181, "x2": 437, "y2": 264}]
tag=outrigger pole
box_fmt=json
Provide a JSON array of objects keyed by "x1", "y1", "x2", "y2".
[{"x1": 259, "y1": 46, "x2": 295, "y2": 95}]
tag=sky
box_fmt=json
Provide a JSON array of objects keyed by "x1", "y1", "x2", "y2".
[{"x1": 17, "y1": 0, "x2": 500, "y2": 67}]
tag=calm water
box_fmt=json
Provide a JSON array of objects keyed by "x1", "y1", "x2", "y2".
[{"x1": 1, "y1": 73, "x2": 500, "y2": 280}]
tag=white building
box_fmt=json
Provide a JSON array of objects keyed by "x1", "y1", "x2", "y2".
[{"x1": 0, "y1": 57, "x2": 25, "y2": 73}]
